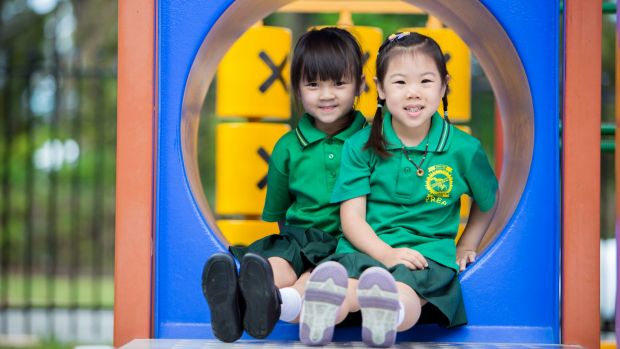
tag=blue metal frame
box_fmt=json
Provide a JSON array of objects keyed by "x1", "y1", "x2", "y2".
[{"x1": 154, "y1": 0, "x2": 560, "y2": 342}]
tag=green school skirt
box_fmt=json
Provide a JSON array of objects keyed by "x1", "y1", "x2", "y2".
[
  {"x1": 325, "y1": 252, "x2": 467, "y2": 328},
  {"x1": 229, "y1": 225, "x2": 338, "y2": 278}
]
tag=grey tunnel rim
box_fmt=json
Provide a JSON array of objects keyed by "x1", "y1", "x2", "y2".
[{"x1": 179, "y1": 0, "x2": 534, "y2": 255}]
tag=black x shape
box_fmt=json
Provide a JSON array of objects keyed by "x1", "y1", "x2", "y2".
[
  {"x1": 259, "y1": 51, "x2": 287, "y2": 93},
  {"x1": 257, "y1": 147, "x2": 270, "y2": 189}
]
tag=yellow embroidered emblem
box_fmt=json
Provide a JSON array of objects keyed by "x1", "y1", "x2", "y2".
[{"x1": 425, "y1": 165, "x2": 453, "y2": 206}]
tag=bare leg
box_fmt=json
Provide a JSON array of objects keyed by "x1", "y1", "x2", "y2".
[
  {"x1": 268, "y1": 257, "x2": 298, "y2": 288},
  {"x1": 290, "y1": 270, "x2": 312, "y2": 295},
  {"x1": 335, "y1": 278, "x2": 359, "y2": 324},
  {"x1": 279, "y1": 270, "x2": 311, "y2": 323},
  {"x1": 395, "y1": 282, "x2": 427, "y2": 331}
]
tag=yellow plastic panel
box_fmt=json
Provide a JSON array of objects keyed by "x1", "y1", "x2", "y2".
[
  {"x1": 216, "y1": 25, "x2": 292, "y2": 119},
  {"x1": 216, "y1": 123, "x2": 290, "y2": 215},
  {"x1": 460, "y1": 195, "x2": 471, "y2": 220},
  {"x1": 399, "y1": 27, "x2": 471, "y2": 122},
  {"x1": 456, "y1": 125, "x2": 471, "y2": 134},
  {"x1": 218, "y1": 220, "x2": 279, "y2": 247},
  {"x1": 455, "y1": 222, "x2": 465, "y2": 244},
  {"x1": 345, "y1": 26, "x2": 383, "y2": 118},
  {"x1": 600, "y1": 342, "x2": 616, "y2": 349}
]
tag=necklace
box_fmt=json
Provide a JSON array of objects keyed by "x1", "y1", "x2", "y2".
[{"x1": 402, "y1": 142, "x2": 429, "y2": 177}]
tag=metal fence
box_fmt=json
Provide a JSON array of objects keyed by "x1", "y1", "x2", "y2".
[{"x1": 0, "y1": 49, "x2": 116, "y2": 343}]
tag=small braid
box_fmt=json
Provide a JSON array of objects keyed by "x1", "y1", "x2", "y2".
[
  {"x1": 364, "y1": 98, "x2": 390, "y2": 158},
  {"x1": 442, "y1": 94, "x2": 451, "y2": 124}
]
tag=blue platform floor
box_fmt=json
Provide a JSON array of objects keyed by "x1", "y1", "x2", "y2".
[{"x1": 120, "y1": 339, "x2": 584, "y2": 349}]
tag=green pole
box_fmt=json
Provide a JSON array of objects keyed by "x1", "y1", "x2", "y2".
[
  {"x1": 601, "y1": 140, "x2": 615, "y2": 152},
  {"x1": 601, "y1": 123, "x2": 616, "y2": 136}
]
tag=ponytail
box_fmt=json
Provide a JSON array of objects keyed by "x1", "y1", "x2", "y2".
[
  {"x1": 364, "y1": 99, "x2": 391, "y2": 158},
  {"x1": 442, "y1": 94, "x2": 451, "y2": 124}
]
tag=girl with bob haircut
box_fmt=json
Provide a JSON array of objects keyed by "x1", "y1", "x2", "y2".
[{"x1": 202, "y1": 27, "x2": 368, "y2": 344}]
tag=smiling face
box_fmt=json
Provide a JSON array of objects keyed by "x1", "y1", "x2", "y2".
[
  {"x1": 376, "y1": 51, "x2": 447, "y2": 145},
  {"x1": 299, "y1": 77, "x2": 360, "y2": 135}
]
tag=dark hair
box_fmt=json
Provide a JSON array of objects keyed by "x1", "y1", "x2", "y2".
[
  {"x1": 365, "y1": 32, "x2": 450, "y2": 157},
  {"x1": 290, "y1": 27, "x2": 364, "y2": 104}
]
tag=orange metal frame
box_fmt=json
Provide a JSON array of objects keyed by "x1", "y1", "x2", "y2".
[
  {"x1": 114, "y1": 0, "x2": 155, "y2": 347},
  {"x1": 114, "y1": 1, "x2": 603, "y2": 347},
  {"x1": 562, "y1": 1, "x2": 601, "y2": 348}
]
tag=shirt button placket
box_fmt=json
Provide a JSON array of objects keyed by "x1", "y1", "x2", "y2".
[{"x1": 326, "y1": 143, "x2": 337, "y2": 185}]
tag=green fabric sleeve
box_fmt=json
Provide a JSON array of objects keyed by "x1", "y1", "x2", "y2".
[
  {"x1": 465, "y1": 143, "x2": 498, "y2": 212},
  {"x1": 330, "y1": 138, "x2": 372, "y2": 203},
  {"x1": 262, "y1": 142, "x2": 292, "y2": 222}
]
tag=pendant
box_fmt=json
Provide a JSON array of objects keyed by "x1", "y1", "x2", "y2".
[{"x1": 417, "y1": 168, "x2": 424, "y2": 177}]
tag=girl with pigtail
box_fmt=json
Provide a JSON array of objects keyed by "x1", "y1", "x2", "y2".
[{"x1": 299, "y1": 32, "x2": 499, "y2": 347}]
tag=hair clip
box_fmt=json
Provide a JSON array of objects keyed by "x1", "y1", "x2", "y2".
[{"x1": 388, "y1": 32, "x2": 411, "y2": 42}]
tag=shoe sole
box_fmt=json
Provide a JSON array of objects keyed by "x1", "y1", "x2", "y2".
[
  {"x1": 358, "y1": 267, "x2": 399, "y2": 348},
  {"x1": 299, "y1": 262, "x2": 348, "y2": 346},
  {"x1": 239, "y1": 253, "x2": 280, "y2": 339},
  {"x1": 202, "y1": 253, "x2": 243, "y2": 343}
]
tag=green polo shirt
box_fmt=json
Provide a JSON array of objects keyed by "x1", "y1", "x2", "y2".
[
  {"x1": 330, "y1": 112, "x2": 498, "y2": 270},
  {"x1": 262, "y1": 111, "x2": 368, "y2": 236}
]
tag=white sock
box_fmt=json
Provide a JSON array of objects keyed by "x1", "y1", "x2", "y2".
[
  {"x1": 396, "y1": 301, "x2": 405, "y2": 327},
  {"x1": 279, "y1": 287, "x2": 302, "y2": 322}
]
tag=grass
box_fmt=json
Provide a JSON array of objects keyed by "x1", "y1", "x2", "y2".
[
  {"x1": 0, "y1": 344, "x2": 71, "y2": 349},
  {"x1": 0, "y1": 339, "x2": 75, "y2": 349},
  {"x1": 0, "y1": 339, "x2": 74, "y2": 349},
  {"x1": 2, "y1": 274, "x2": 113, "y2": 308}
]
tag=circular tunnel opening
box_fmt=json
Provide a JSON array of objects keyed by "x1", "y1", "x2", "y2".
[{"x1": 180, "y1": 0, "x2": 533, "y2": 255}]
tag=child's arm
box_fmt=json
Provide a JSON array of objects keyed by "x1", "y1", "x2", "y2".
[
  {"x1": 262, "y1": 139, "x2": 292, "y2": 224},
  {"x1": 456, "y1": 191, "x2": 500, "y2": 271},
  {"x1": 341, "y1": 196, "x2": 428, "y2": 270}
]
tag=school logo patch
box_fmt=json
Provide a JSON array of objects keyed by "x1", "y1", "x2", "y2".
[{"x1": 425, "y1": 165, "x2": 453, "y2": 206}]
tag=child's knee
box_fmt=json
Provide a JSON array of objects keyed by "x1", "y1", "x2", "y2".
[
  {"x1": 395, "y1": 282, "x2": 424, "y2": 331},
  {"x1": 268, "y1": 257, "x2": 297, "y2": 287}
]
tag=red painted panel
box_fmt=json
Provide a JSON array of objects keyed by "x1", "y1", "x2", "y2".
[
  {"x1": 562, "y1": 1, "x2": 601, "y2": 348},
  {"x1": 114, "y1": 0, "x2": 155, "y2": 347}
]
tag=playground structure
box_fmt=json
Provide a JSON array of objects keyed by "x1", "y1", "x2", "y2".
[{"x1": 115, "y1": 1, "x2": 605, "y2": 348}]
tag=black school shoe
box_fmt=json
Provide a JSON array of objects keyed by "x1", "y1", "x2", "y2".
[
  {"x1": 202, "y1": 253, "x2": 243, "y2": 342},
  {"x1": 238, "y1": 253, "x2": 282, "y2": 339}
]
